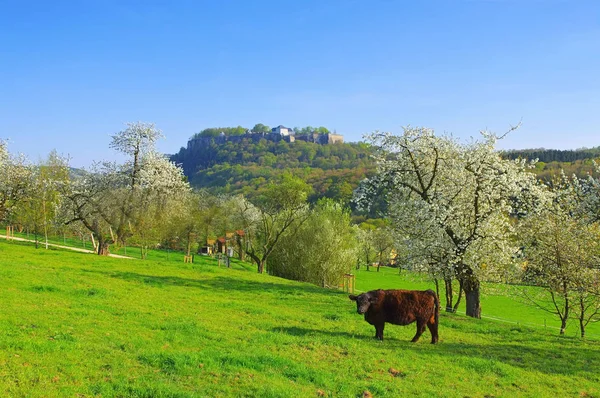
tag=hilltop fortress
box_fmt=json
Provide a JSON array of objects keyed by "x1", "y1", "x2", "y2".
[{"x1": 187, "y1": 125, "x2": 344, "y2": 150}]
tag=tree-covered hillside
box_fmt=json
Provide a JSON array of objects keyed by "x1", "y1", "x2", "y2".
[
  {"x1": 502, "y1": 147, "x2": 600, "y2": 163},
  {"x1": 171, "y1": 137, "x2": 375, "y2": 203},
  {"x1": 501, "y1": 147, "x2": 600, "y2": 180}
]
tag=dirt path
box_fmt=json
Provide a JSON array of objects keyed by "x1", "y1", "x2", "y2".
[{"x1": 0, "y1": 235, "x2": 134, "y2": 259}]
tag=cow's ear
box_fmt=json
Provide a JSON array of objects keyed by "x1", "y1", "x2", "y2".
[{"x1": 349, "y1": 294, "x2": 358, "y2": 301}]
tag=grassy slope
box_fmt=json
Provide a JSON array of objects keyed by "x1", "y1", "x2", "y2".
[{"x1": 1, "y1": 241, "x2": 599, "y2": 398}]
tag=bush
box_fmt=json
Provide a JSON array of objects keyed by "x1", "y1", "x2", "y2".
[{"x1": 268, "y1": 200, "x2": 357, "y2": 287}]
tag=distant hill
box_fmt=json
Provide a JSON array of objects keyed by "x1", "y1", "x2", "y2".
[
  {"x1": 170, "y1": 135, "x2": 375, "y2": 204},
  {"x1": 501, "y1": 147, "x2": 600, "y2": 180},
  {"x1": 501, "y1": 147, "x2": 600, "y2": 163}
]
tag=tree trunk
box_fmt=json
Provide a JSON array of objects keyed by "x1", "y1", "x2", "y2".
[
  {"x1": 434, "y1": 278, "x2": 440, "y2": 301},
  {"x1": 444, "y1": 277, "x2": 454, "y2": 312},
  {"x1": 579, "y1": 297, "x2": 586, "y2": 339},
  {"x1": 461, "y1": 270, "x2": 481, "y2": 318},
  {"x1": 43, "y1": 199, "x2": 49, "y2": 250},
  {"x1": 258, "y1": 260, "x2": 265, "y2": 274},
  {"x1": 560, "y1": 289, "x2": 569, "y2": 335},
  {"x1": 560, "y1": 318, "x2": 567, "y2": 335},
  {"x1": 453, "y1": 280, "x2": 464, "y2": 313},
  {"x1": 96, "y1": 234, "x2": 110, "y2": 255},
  {"x1": 237, "y1": 237, "x2": 245, "y2": 261}
]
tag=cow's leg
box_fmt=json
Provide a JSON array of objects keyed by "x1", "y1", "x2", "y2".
[
  {"x1": 411, "y1": 320, "x2": 426, "y2": 342},
  {"x1": 427, "y1": 317, "x2": 439, "y2": 344},
  {"x1": 374, "y1": 323, "x2": 385, "y2": 341}
]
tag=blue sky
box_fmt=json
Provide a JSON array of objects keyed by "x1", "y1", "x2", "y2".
[{"x1": 1, "y1": 0, "x2": 599, "y2": 167}]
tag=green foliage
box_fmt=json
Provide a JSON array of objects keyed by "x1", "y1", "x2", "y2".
[
  {"x1": 261, "y1": 174, "x2": 312, "y2": 210},
  {"x1": 293, "y1": 126, "x2": 331, "y2": 134},
  {"x1": 269, "y1": 200, "x2": 357, "y2": 286},
  {"x1": 193, "y1": 126, "x2": 248, "y2": 138},
  {"x1": 1, "y1": 241, "x2": 599, "y2": 397},
  {"x1": 252, "y1": 123, "x2": 270, "y2": 133},
  {"x1": 171, "y1": 138, "x2": 375, "y2": 204},
  {"x1": 241, "y1": 175, "x2": 311, "y2": 273}
]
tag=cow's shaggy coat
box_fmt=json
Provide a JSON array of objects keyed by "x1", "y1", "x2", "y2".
[{"x1": 349, "y1": 289, "x2": 439, "y2": 343}]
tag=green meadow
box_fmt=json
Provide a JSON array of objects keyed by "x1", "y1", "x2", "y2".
[{"x1": 1, "y1": 240, "x2": 599, "y2": 397}]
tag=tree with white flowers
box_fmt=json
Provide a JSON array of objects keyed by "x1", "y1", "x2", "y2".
[
  {"x1": 14, "y1": 150, "x2": 70, "y2": 249},
  {"x1": 0, "y1": 140, "x2": 32, "y2": 223},
  {"x1": 356, "y1": 126, "x2": 544, "y2": 318},
  {"x1": 127, "y1": 152, "x2": 190, "y2": 258},
  {"x1": 62, "y1": 122, "x2": 189, "y2": 255},
  {"x1": 520, "y1": 171, "x2": 600, "y2": 337}
]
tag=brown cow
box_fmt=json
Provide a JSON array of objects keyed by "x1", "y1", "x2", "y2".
[{"x1": 349, "y1": 289, "x2": 439, "y2": 343}]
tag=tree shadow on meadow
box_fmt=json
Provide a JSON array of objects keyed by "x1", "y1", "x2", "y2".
[
  {"x1": 77, "y1": 268, "x2": 211, "y2": 289},
  {"x1": 200, "y1": 276, "x2": 340, "y2": 297},
  {"x1": 77, "y1": 268, "x2": 341, "y2": 298},
  {"x1": 423, "y1": 341, "x2": 600, "y2": 378},
  {"x1": 272, "y1": 326, "x2": 371, "y2": 340}
]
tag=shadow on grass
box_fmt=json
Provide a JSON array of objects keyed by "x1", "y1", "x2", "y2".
[
  {"x1": 79, "y1": 269, "x2": 211, "y2": 289},
  {"x1": 272, "y1": 326, "x2": 371, "y2": 340},
  {"x1": 79, "y1": 269, "x2": 340, "y2": 298},
  {"x1": 201, "y1": 276, "x2": 338, "y2": 297},
  {"x1": 421, "y1": 341, "x2": 600, "y2": 378}
]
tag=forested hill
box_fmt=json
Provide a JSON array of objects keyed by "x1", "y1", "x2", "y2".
[
  {"x1": 501, "y1": 147, "x2": 600, "y2": 180},
  {"x1": 501, "y1": 147, "x2": 600, "y2": 163},
  {"x1": 170, "y1": 137, "x2": 375, "y2": 203}
]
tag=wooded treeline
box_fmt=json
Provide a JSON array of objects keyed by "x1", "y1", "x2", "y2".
[
  {"x1": 502, "y1": 147, "x2": 600, "y2": 163},
  {"x1": 190, "y1": 124, "x2": 332, "y2": 139}
]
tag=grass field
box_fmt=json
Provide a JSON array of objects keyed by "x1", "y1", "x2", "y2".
[{"x1": 1, "y1": 240, "x2": 599, "y2": 397}]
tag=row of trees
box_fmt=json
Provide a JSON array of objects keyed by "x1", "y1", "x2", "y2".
[
  {"x1": 502, "y1": 147, "x2": 600, "y2": 163},
  {"x1": 356, "y1": 126, "x2": 600, "y2": 337},
  {"x1": 192, "y1": 124, "x2": 333, "y2": 139}
]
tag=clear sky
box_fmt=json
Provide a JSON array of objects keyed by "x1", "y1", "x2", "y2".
[{"x1": 1, "y1": 0, "x2": 599, "y2": 167}]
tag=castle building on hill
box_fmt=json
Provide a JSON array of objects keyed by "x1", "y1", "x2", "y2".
[
  {"x1": 271, "y1": 125, "x2": 292, "y2": 136},
  {"x1": 186, "y1": 125, "x2": 344, "y2": 149}
]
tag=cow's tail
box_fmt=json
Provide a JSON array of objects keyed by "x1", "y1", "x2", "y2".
[
  {"x1": 434, "y1": 291, "x2": 439, "y2": 327},
  {"x1": 426, "y1": 289, "x2": 439, "y2": 326}
]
